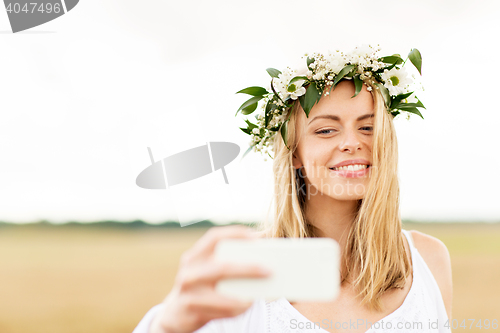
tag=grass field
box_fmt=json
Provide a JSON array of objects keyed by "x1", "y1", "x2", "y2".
[{"x1": 0, "y1": 222, "x2": 499, "y2": 333}]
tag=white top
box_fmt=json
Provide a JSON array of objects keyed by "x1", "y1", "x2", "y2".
[{"x1": 132, "y1": 229, "x2": 451, "y2": 333}]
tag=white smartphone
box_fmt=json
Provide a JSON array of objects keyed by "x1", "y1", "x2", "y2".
[{"x1": 213, "y1": 237, "x2": 340, "y2": 302}]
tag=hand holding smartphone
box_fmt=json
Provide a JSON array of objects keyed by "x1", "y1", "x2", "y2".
[{"x1": 214, "y1": 237, "x2": 340, "y2": 302}]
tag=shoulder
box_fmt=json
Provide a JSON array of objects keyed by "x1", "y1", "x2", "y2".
[{"x1": 408, "y1": 230, "x2": 453, "y2": 320}]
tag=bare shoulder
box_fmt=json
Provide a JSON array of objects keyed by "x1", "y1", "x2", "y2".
[{"x1": 409, "y1": 230, "x2": 453, "y2": 320}]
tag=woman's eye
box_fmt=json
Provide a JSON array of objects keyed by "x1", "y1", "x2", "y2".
[
  {"x1": 360, "y1": 126, "x2": 373, "y2": 131},
  {"x1": 316, "y1": 129, "x2": 336, "y2": 135}
]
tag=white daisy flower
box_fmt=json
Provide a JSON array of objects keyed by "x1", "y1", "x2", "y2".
[
  {"x1": 274, "y1": 68, "x2": 294, "y2": 99},
  {"x1": 287, "y1": 80, "x2": 307, "y2": 100},
  {"x1": 381, "y1": 67, "x2": 412, "y2": 96}
]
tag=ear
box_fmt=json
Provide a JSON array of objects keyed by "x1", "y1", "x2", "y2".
[{"x1": 292, "y1": 152, "x2": 303, "y2": 169}]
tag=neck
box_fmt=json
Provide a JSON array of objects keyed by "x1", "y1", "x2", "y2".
[{"x1": 304, "y1": 192, "x2": 359, "y2": 252}]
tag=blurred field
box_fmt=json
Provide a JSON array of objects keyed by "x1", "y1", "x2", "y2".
[{"x1": 0, "y1": 222, "x2": 499, "y2": 333}]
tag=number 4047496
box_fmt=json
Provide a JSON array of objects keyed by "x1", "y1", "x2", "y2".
[{"x1": 5, "y1": 2, "x2": 61, "y2": 14}]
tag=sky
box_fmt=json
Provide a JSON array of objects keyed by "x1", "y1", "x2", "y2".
[{"x1": 0, "y1": 0, "x2": 499, "y2": 225}]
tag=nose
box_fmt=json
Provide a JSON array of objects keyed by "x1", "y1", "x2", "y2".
[{"x1": 338, "y1": 129, "x2": 362, "y2": 153}]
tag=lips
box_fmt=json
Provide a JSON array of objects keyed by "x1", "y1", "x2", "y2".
[
  {"x1": 331, "y1": 164, "x2": 369, "y2": 172},
  {"x1": 329, "y1": 166, "x2": 371, "y2": 178},
  {"x1": 328, "y1": 159, "x2": 372, "y2": 178},
  {"x1": 330, "y1": 159, "x2": 371, "y2": 169}
]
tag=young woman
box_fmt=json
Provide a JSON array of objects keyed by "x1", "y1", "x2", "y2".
[{"x1": 133, "y1": 47, "x2": 453, "y2": 333}]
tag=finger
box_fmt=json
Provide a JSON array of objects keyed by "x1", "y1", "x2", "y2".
[
  {"x1": 188, "y1": 225, "x2": 260, "y2": 261},
  {"x1": 180, "y1": 261, "x2": 272, "y2": 290}
]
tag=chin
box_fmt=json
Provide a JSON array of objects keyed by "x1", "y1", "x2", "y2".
[
  {"x1": 308, "y1": 181, "x2": 367, "y2": 201},
  {"x1": 324, "y1": 191, "x2": 365, "y2": 201}
]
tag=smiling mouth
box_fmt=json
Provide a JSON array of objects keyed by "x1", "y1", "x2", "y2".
[{"x1": 329, "y1": 164, "x2": 371, "y2": 172}]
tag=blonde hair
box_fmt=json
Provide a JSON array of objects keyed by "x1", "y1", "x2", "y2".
[{"x1": 256, "y1": 82, "x2": 411, "y2": 311}]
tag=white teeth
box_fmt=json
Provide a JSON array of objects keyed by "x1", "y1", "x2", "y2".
[{"x1": 331, "y1": 164, "x2": 368, "y2": 171}]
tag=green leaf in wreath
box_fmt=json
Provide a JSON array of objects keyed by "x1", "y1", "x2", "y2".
[
  {"x1": 384, "y1": 60, "x2": 400, "y2": 72},
  {"x1": 241, "y1": 102, "x2": 258, "y2": 115},
  {"x1": 390, "y1": 92, "x2": 414, "y2": 108},
  {"x1": 374, "y1": 83, "x2": 391, "y2": 109},
  {"x1": 415, "y1": 97, "x2": 425, "y2": 108},
  {"x1": 345, "y1": 71, "x2": 356, "y2": 79},
  {"x1": 289, "y1": 76, "x2": 308, "y2": 84},
  {"x1": 307, "y1": 57, "x2": 315, "y2": 69},
  {"x1": 240, "y1": 127, "x2": 251, "y2": 135},
  {"x1": 300, "y1": 82, "x2": 321, "y2": 117},
  {"x1": 265, "y1": 100, "x2": 276, "y2": 129},
  {"x1": 391, "y1": 110, "x2": 401, "y2": 117},
  {"x1": 236, "y1": 95, "x2": 263, "y2": 116},
  {"x1": 280, "y1": 119, "x2": 289, "y2": 149},
  {"x1": 392, "y1": 102, "x2": 425, "y2": 110},
  {"x1": 269, "y1": 126, "x2": 280, "y2": 132},
  {"x1": 240, "y1": 145, "x2": 254, "y2": 161},
  {"x1": 244, "y1": 119, "x2": 258, "y2": 129},
  {"x1": 400, "y1": 107, "x2": 424, "y2": 119},
  {"x1": 333, "y1": 65, "x2": 355, "y2": 85},
  {"x1": 378, "y1": 55, "x2": 404, "y2": 65},
  {"x1": 352, "y1": 75, "x2": 363, "y2": 98},
  {"x1": 408, "y1": 48, "x2": 422, "y2": 75},
  {"x1": 266, "y1": 68, "x2": 282, "y2": 78},
  {"x1": 236, "y1": 86, "x2": 268, "y2": 96}
]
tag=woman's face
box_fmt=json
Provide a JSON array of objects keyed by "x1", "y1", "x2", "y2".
[{"x1": 292, "y1": 80, "x2": 374, "y2": 201}]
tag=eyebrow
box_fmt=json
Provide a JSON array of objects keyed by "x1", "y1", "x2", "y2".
[{"x1": 308, "y1": 113, "x2": 374, "y2": 125}]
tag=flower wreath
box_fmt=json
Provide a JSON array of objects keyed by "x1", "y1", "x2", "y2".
[{"x1": 235, "y1": 45, "x2": 425, "y2": 161}]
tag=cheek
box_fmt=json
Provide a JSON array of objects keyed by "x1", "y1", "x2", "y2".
[
  {"x1": 362, "y1": 136, "x2": 373, "y2": 153},
  {"x1": 302, "y1": 155, "x2": 331, "y2": 182},
  {"x1": 302, "y1": 144, "x2": 328, "y2": 166}
]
